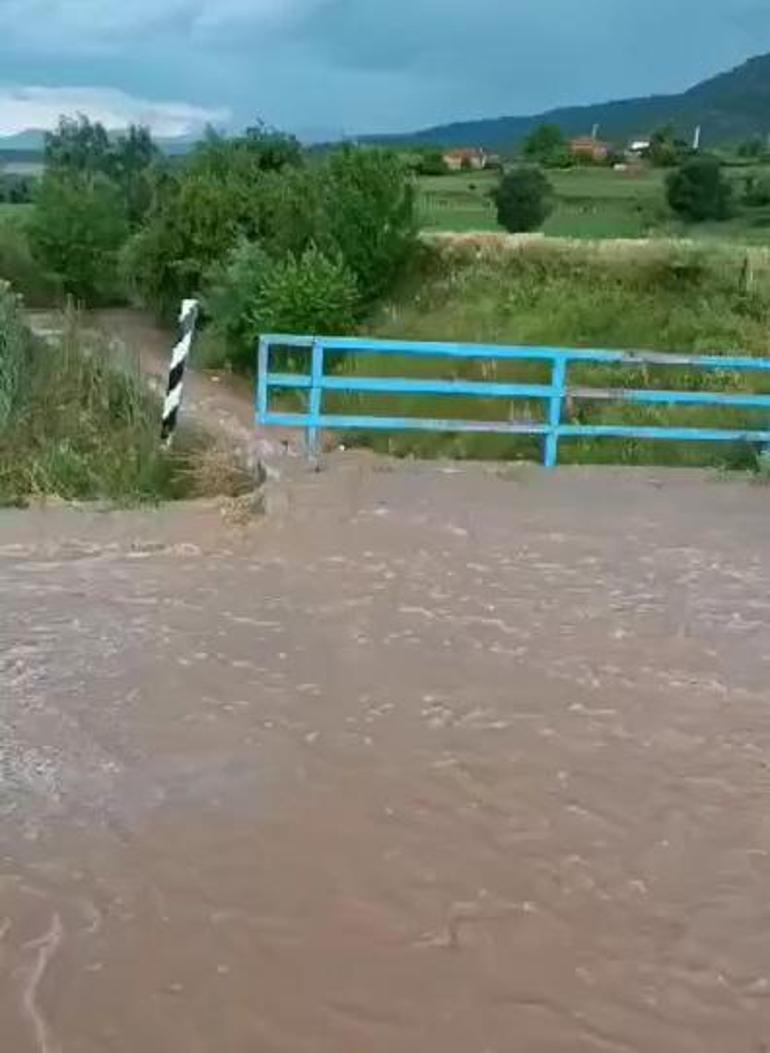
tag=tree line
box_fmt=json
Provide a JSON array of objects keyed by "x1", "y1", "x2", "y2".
[{"x1": 26, "y1": 116, "x2": 418, "y2": 368}]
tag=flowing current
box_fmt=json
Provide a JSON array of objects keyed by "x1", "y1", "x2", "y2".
[{"x1": 3, "y1": 460, "x2": 770, "y2": 1052}]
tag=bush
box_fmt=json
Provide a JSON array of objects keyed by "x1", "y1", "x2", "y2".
[
  {"x1": 29, "y1": 171, "x2": 129, "y2": 302},
  {"x1": 204, "y1": 241, "x2": 359, "y2": 370},
  {"x1": 492, "y1": 166, "x2": 554, "y2": 232},
  {"x1": 0, "y1": 175, "x2": 34, "y2": 204},
  {"x1": 0, "y1": 219, "x2": 60, "y2": 306},
  {"x1": 743, "y1": 174, "x2": 770, "y2": 207},
  {"x1": 666, "y1": 157, "x2": 732, "y2": 222},
  {"x1": 203, "y1": 239, "x2": 273, "y2": 369},
  {"x1": 416, "y1": 150, "x2": 449, "y2": 176},
  {"x1": 254, "y1": 245, "x2": 359, "y2": 336},
  {"x1": 738, "y1": 137, "x2": 766, "y2": 160}
]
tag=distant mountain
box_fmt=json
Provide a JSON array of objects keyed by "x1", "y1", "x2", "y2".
[
  {"x1": 0, "y1": 129, "x2": 45, "y2": 151},
  {"x1": 370, "y1": 53, "x2": 770, "y2": 150},
  {"x1": 0, "y1": 128, "x2": 197, "y2": 157}
]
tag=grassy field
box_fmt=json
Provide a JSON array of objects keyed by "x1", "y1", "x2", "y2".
[
  {"x1": 313, "y1": 238, "x2": 770, "y2": 469},
  {"x1": 0, "y1": 203, "x2": 33, "y2": 225},
  {"x1": 417, "y1": 164, "x2": 770, "y2": 244}
]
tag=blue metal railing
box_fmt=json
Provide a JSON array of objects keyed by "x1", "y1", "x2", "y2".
[{"x1": 256, "y1": 334, "x2": 770, "y2": 467}]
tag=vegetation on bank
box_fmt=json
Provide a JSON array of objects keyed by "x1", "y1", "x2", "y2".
[
  {"x1": 3, "y1": 116, "x2": 770, "y2": 476},
  {"x1": 0, "y1": 283, "x2": 240, "y2": 505},
  {"x1": 335, "y1": 238, "x2": 770, "y2": 467}
]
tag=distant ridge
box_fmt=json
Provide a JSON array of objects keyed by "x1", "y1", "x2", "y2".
[
  {"x1": 0, "y1": 128, "x2": 198, "y2": 157},
  {"x1": 366, "y1": 52, "x2": 770, "y2": 150}
]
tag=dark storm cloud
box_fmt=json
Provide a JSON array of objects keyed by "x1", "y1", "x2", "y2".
[{"x1": 2, "y1": 0, "x2": 770, "y2": 135}]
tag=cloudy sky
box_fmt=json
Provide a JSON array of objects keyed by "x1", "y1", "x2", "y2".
[{"x1": 1, "y1": 0, "x2": 770, "y2": 139}]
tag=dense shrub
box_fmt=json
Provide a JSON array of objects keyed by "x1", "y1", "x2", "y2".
[
  {"x1": 492, "y1": 166, "x2": 554, "y2": 232},
  {"x1": 0, "y1": 174, "x2": 34, "y2": 204},
  {"x1": 743, "y1": 174, "x2": 770, "y2": 208},
  {"x1": 254, "y1": 245, "x2": 359, "y2": 336},
  {"x1": 203, "y1": 239, "x2": 273, "y2": 368},
  {"x1": 415, "y1": 150, "x2": 449, "y2": 176},
  {"x1": 29, "y1": 172, "x2": 129, "y2": 302},
  {"x1": 0, "y1": 219, "x2": 60, "y2": 306},
  {"x1": 666, "y1": 157, "x2": 732, "y2": 222},
  {"x1": 204, "y1": 240, "x2": 358, "y2": 369}
]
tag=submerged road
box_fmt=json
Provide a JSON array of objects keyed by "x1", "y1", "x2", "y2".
[{"x1": 2, "y1": 458, "x2": 770, "y2": 1051}]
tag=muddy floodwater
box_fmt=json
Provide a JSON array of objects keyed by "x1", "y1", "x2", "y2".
[{"x1": 3, "y1": 460, "x2": 770, "y2": 1052}]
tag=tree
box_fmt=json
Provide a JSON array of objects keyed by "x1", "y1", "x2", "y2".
[
  {"x1": 666, "y1": 156, "x2": 732, "y2": 222},
  {"x1": 44, "y1": 115, "x2": 159, "y2": 227},
  {"x1": 320, "y1": 147, "x2": 417, "y2": 302},
  {"x1": 30, "y1": 172, "x2": 129, "y2": 300},
  {"x1": 738, "y1": 136, "x2": 766, "y2": 160},
  {"x1": 107, "y1": 125, "x2": 160, "y2": 226},
  {"x1": 648, "y1": 124, "x2": 689, "y2": 167},
  {"x1": 123, "y1": 138, "x2": 417, "y2": 320},
  {"x1": 492, "y1": 166, "x2": 554, "y2": 232},
  {"x1": 192, "y1": 123, "x2": 302, "y2": 179},
  {"x1": 44, "y1": 114, "x2": 111, "y2": 174},
  {"x1": 415, "y1": 150, "x2": 448, "y2": 176},
  {"x1": 522, "y1": 124, "x2": 571, "y2": 168}
]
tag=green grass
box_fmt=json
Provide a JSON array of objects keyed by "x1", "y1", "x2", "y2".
[
  {"x1": 317, "y1": 239, "x2": 770, "y2": 469},
  {"x1": 416, "y1": 164, "x2": 770, "y2": 245},
  {"x1": 0, "y1": 203, "x2": 33, "y2": 224},
  {"x1": 418, "y1": 171, "x2": 500, "y2": 232},
  {"x1": 0, "y1": 287, "x2": 248, "y2": 505}
]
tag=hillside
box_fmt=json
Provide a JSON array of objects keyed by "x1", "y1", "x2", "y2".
[
  {"x1": 374, "y1": 52, "x2": 770, "y2": 150},
  {"x1": 0, "y1": 129, "x2": 196, "y2": 160}
]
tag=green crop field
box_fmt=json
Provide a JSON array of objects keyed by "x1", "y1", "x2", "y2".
[
  {"x1": 0, "y1": 203, "x2": 33, "y2": 227},
  {"x1": 416, "y1": 164, "x2": 770, "y2": 245}
]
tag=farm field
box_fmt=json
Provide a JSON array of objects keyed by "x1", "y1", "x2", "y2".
[
  {"x1": 0, "y1": 202, "x2": 32, "y2": 226},
  {"x1": 417, "y1": 164, "x2": 770, "y2": 243}
]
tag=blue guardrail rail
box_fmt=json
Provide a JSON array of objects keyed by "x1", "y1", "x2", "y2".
[{"x1": 257, "y1": 334, "x2": 770, "y2": 468}]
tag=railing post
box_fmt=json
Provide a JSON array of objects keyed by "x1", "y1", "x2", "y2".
[
  {"x1": 307, "y1": 338, "x2": 324, "y2": 460},
  {"x1": 256, "y1": 336, "x2": 269, "y2": 424},
  {"x1": 544, "y1": 357, "x2": 566, "y2": 468}
]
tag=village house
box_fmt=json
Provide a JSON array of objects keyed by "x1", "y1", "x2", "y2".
[
  {"x1": 443, "y1": 147, "x2": 498, "y2": 171},
  {"x1": 568, "y1": 136, "x2": 612, "y2": 163}
]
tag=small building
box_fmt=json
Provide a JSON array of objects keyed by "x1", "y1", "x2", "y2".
[
  {"x1": 569, "y1": 137, "x2": 611, "y2": 163},
  {"x1": 443, "y1": 148, "x2": 489, "y2": 171},
  {"x1": 627, "y1": 139, "x2": 651, "y2": 159}
]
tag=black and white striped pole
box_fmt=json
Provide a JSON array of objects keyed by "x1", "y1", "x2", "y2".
[{"x1": 162, "y1": 298, "x2": 200, "y2": 445}]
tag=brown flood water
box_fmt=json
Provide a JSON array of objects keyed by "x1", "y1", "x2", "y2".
[{"x1": 3, "y1": 459, "x2": 770, "y2": 1052}]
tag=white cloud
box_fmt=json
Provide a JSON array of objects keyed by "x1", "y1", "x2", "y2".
[{"x1": 0, "y1": 85, "x2": 230, "y2": 136}]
